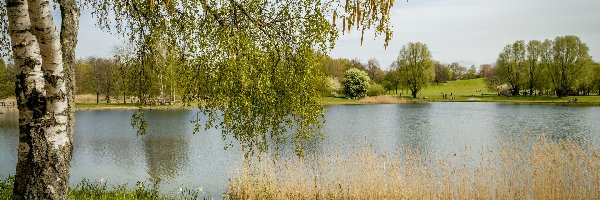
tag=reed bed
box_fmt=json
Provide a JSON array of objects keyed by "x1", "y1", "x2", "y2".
[
  {"x1": 357, "y1": 95, "x2": 406, "y2": 104},
  {"x1": 227, "y1": 135, "x2": 600, "y2": 200}
]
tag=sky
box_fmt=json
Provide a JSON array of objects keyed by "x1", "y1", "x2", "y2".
[{"x1": 75, "y1": 0, "x2": 600, "y2": 70}]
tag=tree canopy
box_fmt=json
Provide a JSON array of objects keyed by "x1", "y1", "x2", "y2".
[
  {"x1": 66, "y1": 0, "x2": 396, "y2": 155},
  {"x1": 395, "y1": 42, "x2": 434, "y2": 98},
  {"x1": 490, "y1": 36, "x2": 593, "y2": 97},
  {"x1": 342, "y1": 68, "x2": 370, "y2": 99}
]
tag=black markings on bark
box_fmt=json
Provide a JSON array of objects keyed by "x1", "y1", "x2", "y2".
[{"x1": 6, "y1": 0, "x2": 24, "y2": 8}]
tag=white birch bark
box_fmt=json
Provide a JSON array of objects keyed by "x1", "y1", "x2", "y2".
[{"x1": 8, "y1": 0, "x2": 74, "y2": 198}]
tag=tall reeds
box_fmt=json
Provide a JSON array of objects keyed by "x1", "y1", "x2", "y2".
[{"x1": 227, "y1": 135, "x2": 599, "y2": 200}]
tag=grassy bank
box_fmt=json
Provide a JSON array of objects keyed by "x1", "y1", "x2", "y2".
[
  {"x1": 403, "y1": 78, "x2": 600, "y2": 104},
  {"x1": 228, "y1": 136, "x2": 600, "y2": 199},
  {"x1": 0, "y1": 177, "x2": 200, "y2": 200},
  {"x1": 320, "y1": 79, "x2": 600, "y2": 105},
  {"x1": 75, "y1": 102, "x2": 190, "y2": 111},
  {"x1": 3, "y1": 79, "x2": 600, "y2": 111}
]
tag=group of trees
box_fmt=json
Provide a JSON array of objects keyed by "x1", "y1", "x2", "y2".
[
  {"x1": 318, "y1": 56, "x2": 388, "y2": 98},
  {"x1": 318, "y1": 42, "x2": 489, "y2": 99},
  {"x1": 75, "y1": 49, "x2": 180, "y2": 104},
  {"x1": 487, "y1": 35, "x2": 600, "y2": 97},
  {"x1": 434, "y1": 62, "x2": 479, "y2": 83}
]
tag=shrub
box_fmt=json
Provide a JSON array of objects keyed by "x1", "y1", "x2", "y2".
[
  {"x1": 367, "y1": 83, "x2": 386, "y2": 96},
  {"x1": 0, "y1": 176, "x2": 13, "y2": 199},
  {"x1": 342, "y1": 68, "x2": 370, "y2": 99},
  {"x1": 316, "y1": 76, "x2": 343, "y2": 97}
]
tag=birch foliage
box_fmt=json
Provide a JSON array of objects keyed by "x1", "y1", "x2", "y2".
[{"x1": 83, "y1": 0, "x2": 396, "y2": 155}]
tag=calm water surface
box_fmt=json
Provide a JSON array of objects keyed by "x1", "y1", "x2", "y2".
[{"x1": 1, "y1": 102, "x2": 599, "y2": 197}]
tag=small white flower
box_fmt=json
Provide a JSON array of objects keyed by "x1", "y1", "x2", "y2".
[
  {"x1": 199, "y1": 187, "x2": 203, "y2": 192},
  {"x1": 100, "y1": 178, "x2": 105, "y2": 182},
  {"x1": 179, "y1": 188, "x2": 183, "y2": 192}
]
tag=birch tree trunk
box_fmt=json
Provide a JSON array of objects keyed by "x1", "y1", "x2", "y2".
[
  {"x1": 7, "y1": 0, "x2": 75, "y2": 198},
  {"x1": 59, "y1": 0, "x2": 79, "y2": 155}
]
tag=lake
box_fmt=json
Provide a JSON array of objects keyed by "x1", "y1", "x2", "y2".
[{"x1": 1, "y1": 102, "x2": 599, "y2": 197}]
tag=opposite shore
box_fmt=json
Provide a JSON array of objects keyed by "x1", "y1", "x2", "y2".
[{"x1": 1, "y1": 94, "x2": 600, "y2": 113}]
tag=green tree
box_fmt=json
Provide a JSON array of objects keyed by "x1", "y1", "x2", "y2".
[
  {"x1": 349, "y1": 58, "x2": 367, "y2": 71},
  {"x1": 88, "y1": 57, "x2": 117, "y2": 103},
  {"x1": 383, "y1": 62, "x2": 400, "y2": 94},
  {"x1": 433, "y1": 62, "x2": 451, "y2": 84},
  {"x1": 1, "y1": 0, "x2": 397, "y2": 198},
  {"x1": 448, "y1": 62, "x2": 466, "y2": 80},
  {"x1": 549, "y1": 35, "x2": 592, "y2": 97},
  {"x1": 367, "y1": 58, "x2": 385, "y2": 84},
  {"x1": 396, "y1": 42, "x2": 434, "y2": 98},
  {"x1": 592, "y1": 63, "x2": 600, "y2": 95},
  {"x1": 466, "y1": 65, "x2": 477, "y2": 79},
  {"x1": 496, "y1": 40, "x2": 526, "y2": 95},
  {"x1": 537, "y1": 39, "x2": 554, "y2": 94},
  {"x1": 343, "y1": 68, "x2": 370, "y2": 99},
  {"x1": 320, "y1": 56, "x2": 352, "y2": 80},
  {"x1": 367, "y1": 83, "x2": 386, "y2": 96},
  {"x1": 525, "y1": 40, "x2": 544, "y2": 95},
  {"x1": 74, "y1": 59, "x2": 92, "y2": 95},
  {"x1": 479, "y1": 64, "x2": 494, "y2": 78},
  {"x1": 0, "y1": 60, "x2": 15, "y2": 99}
]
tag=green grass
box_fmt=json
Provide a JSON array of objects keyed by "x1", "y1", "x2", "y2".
[
  {"x1": 419, "y1": 78, "x2": 495, "y2": 97},
  {"x1": 74, "y1": 79, "x2": 600, "y2": 108},
  {"x1": 75, "y1": 102, "x2": 190, "y2": 111},
  {"x1": 317, "y1": 97, "x2": 365, "y2": 105},
  {"x1": 396, "y1": 78, "x2": 600, "y2": 104},
  {"x1": 0, "y1": 177, "x2": 201, "y2": 199}
]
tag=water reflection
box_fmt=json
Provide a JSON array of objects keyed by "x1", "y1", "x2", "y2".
[{"x1": 143, "y1": 110, "x2": 191, "y2": 183}]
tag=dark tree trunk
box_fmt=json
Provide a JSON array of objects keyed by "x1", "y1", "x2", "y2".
[
  {"x1": 529, "y1": 87, "x2": 534, "y2": 96},
  {"x1": 411, "y1": 89, "x2": 418, "y2": 98},
  {"x1": 96, "y1": 92, "x2": 99, "y2": 104}
]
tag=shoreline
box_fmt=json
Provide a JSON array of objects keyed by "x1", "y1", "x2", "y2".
[
  {"x1": 318, "y1": 95, "x2": 600, "y2": 106},
  {"x1": 1, "y1": 95, "x2": 599, "y2": 113}
]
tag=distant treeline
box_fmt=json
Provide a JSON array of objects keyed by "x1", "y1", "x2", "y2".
[
  {"x1": 74, "y1": 56, "x2": 178, "y2": 103},
  {"x1": 316, "y1": 52, "x2": 485, "y2": 98},
  {"x1": 484, "y1": 35, "x2": 600, "y2": 97},
  {"x1": 1, "y1": 35, "x2": 597, "y2": 101}
]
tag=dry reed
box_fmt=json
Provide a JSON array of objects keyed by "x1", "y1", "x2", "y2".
[
  {"x1": 358, "y1": 95, "x2": 406, "y2": 104},
  {"x1": 227, "y1": 135, "x2": 599, "y2": 200}
]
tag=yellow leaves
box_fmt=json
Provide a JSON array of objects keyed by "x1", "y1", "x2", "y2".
[
  {"x1": 149, "y1": 0, "x2": 174, "y2": 15},
  {"x1": 337, "y1": 0, "x2": 396, "y2": 47}
]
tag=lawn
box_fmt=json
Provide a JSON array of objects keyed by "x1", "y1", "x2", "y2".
[{"x1": 393, "y1": 78, "x2": 600, "y2": 104}]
